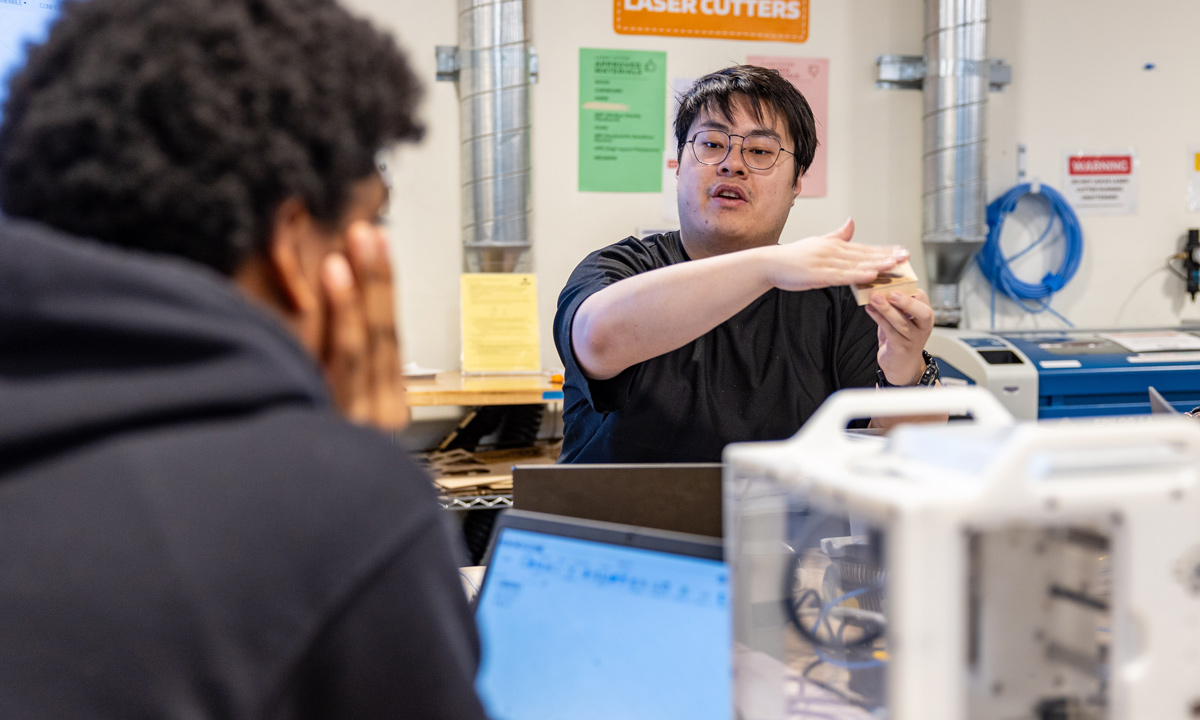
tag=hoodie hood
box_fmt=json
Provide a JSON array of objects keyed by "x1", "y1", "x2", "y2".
[{"x1": 0, "y1": 219, "x2": 330, "y2": 467}]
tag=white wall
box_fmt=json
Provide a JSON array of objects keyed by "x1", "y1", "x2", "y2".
[
  {"x1": 969, "y1": 0, "x2": 1200, "y2": 330},
  {"x1": 343, "y1": 0, "x2": 1200, "y2": 375}
]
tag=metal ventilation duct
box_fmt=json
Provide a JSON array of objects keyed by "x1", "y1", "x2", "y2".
[
  {"x1": 923, "y1": 0, "x2": 988, "y2": 327},
  {"x1": 458, "y1": 0, "x2": 532, "y2": 273}
]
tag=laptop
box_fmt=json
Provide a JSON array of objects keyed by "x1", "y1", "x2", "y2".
[
  {"x1": 473, "y1": 510, "x2": 731, "y2": 720},
  {"x1": 512, "y1": 463, "x2": 723, "y2": 538}
]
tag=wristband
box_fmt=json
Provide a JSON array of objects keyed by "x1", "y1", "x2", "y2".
[{"x1": 877, "y1": 350, "x2": 939, "y2": 388}]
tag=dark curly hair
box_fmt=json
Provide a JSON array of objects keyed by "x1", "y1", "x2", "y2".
[
  {"x1": 674, "y1": 65, "x2": 816, "y2": 185},
  {"x1": 0, "y1": 0, "x2": 423, "y2": 275}
]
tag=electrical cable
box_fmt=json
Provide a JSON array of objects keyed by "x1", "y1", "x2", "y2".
[
  {"x1": 785, "y1": 579, "x2": 884, "y2": 653},
  {"x1": 784, "y1": 551, "x2": 886, "y2": 653},
  {"x1": 812, "y1": 587, "x2": 887, "y2": 669},
  {"x1": 977, "y1": 182, "x2": 1083, "y2": 328},
  {"x1": 1168, "y1": 254, "x2": 1189, "y2": 282},
  {"x1": 783, "y1": 549, "x2": 888, "y2": 713},
  {"x1": 794, "y1": 588, "x2": 838, "y2": 640}
]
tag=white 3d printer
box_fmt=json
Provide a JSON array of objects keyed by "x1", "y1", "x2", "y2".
[{"x1": 725, "y1": 387, "x2": 1200, "y2": 720}]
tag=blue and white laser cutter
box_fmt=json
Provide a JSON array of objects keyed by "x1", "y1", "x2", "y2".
[{"x1": 927, "y1": 327, "x2": 1200, "y2": 420}]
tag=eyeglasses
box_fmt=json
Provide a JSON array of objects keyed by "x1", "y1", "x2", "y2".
[{"x1": 686, "y1": 130, "x2": 796, "y2": 170}]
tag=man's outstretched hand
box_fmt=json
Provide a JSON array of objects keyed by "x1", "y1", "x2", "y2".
[
  {"x1": 321, "y1": 221, "x2": 409, "y2": 430},
  {"x1": 762, "y1": 219, "x2": 910, "y2": 293}
]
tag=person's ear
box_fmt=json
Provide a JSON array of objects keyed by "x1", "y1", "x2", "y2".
[
  {"x1": 267, "y1": 197, "x2": 321, "y2": 318},
  {"x1": 231, "y1": 196, "x2": 332, "y2": 358},
  {"x1": 254, "y1": 197, "x2": 328, "y2": 356}
]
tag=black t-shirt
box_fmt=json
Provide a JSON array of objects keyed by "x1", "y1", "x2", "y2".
[{"x1": 553, "y1": 231, "x2": 881, "y2": 463}]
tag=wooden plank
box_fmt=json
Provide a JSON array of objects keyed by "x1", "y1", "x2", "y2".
[{"x1": 852, "y1": 259, "x2": 919, "y2": 306}]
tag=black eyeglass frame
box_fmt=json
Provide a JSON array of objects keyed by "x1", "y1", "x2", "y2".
[{"x1": 685, "y1": 131, "x2": 798, "y2": 171}]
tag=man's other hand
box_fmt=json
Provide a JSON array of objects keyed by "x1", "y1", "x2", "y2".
[
  {"x1": 762, "y1": 219, "x2": 909, "y2": 293},
  {"x1": 865, "y1": 289, "x2": 935, "y2": 386},
  {"x1": 321, "y1": 221, "x2": 410, "y2": 429}
]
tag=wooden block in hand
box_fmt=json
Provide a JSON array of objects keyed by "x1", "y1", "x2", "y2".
[{"x1": 853, "y1": 260, "x2": 919, "y2": 306}]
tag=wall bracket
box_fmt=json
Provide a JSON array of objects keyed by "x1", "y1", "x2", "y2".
[
  {"x1": 435, "y1": 45, "x2": 539, "y2": 84},
  {"x1": 435, "y1": 45, "x2": 460, "y2": 82},
  {"x1": 876, "y1": 54, "x2": 1012, "y2": 92}
]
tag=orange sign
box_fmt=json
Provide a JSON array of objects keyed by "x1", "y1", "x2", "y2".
[{"x1": 614, "y1": 0, "x2": 809, "y2": 43}]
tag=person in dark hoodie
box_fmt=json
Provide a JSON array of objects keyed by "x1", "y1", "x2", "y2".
[{"x1": 0, "y1": 0, "x2": 489, "y2": 718}]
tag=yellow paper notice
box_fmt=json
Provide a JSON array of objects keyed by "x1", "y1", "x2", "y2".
[{"x1": 461, "y1": 273, "x2": 541, "y2": 374}]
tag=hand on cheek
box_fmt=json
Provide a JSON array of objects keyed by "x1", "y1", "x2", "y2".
[{"x1": 321, "y1": 222, "x2": 409, "y2": 430}]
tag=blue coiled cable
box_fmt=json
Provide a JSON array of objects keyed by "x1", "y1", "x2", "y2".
[{"x1": 976, "y1": 182, "x2": 1083, "y2": 328}]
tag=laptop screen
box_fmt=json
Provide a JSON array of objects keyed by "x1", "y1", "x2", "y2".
[{"x1": 475, "y1": 517, "x2": 731, "y2": 720}]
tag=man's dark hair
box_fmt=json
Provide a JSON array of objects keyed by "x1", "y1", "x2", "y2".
[
  {"x1": 674, "y1": 65, "x2": 816, "y2": 184},
  {"x1": 0, "y1": 0, "x2": 423, "y2": 275}
]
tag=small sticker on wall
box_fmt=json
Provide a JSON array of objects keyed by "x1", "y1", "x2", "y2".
[
  {"x1": 1188, "y1": 146, "x2": 1200, "y2": 213},
  {"x1": 1062, "y1": 150, "x2": 1138, "y2": 216}
]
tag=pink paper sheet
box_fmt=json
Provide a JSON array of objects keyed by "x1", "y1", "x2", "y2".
[{"x1": 746, "y1": 56, "x2": 829, "y2": 198}]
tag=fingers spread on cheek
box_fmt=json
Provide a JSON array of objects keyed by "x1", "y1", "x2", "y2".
[
  {"x1": 342, "y1": 222, "x2": 408, "y2": 430},
  {"x1": 349, "y1": 226, "x2": 396, "y2": 336},
  {"x1": 323, "y1": 253, "x2": 353, "y2": 295},
  {"x1": 322, "y1": 253, "x2": 370, "y2": 421}
]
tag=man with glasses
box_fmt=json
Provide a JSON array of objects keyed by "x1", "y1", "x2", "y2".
[{"x1": 554, "y1": 65, "x2": 939, "y2": 463}]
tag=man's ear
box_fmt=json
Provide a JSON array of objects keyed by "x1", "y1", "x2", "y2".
[
  {"x1": 230, "y1": 197, "x2": 328, "y2": 357},
  {"x1": 266, "y1": 197, "x2": 321, "y2": 317},
  {"x1": 792, "y1": 175, "x2": 804, "y2": 205}
]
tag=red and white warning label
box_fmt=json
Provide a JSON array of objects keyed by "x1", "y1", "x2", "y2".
[{"x1": 1061, "y1": 150, "x2": 1138, "y2": 215}]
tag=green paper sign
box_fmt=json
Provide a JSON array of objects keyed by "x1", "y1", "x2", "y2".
[{"x1": 579, "y1": 48, "x2": 667, "y2": 193}]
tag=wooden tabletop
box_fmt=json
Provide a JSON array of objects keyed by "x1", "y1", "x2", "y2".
[{"x1": 406, "y1": 371, "x2": 565, "y2": 407}]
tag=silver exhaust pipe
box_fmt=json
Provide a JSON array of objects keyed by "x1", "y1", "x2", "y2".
[
  {"x1": 457, "y1": 0, "x2": 532, "y2": 273},
  {"x1": 922, "y1": 0, "x2": 989, "y2": 326}
]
